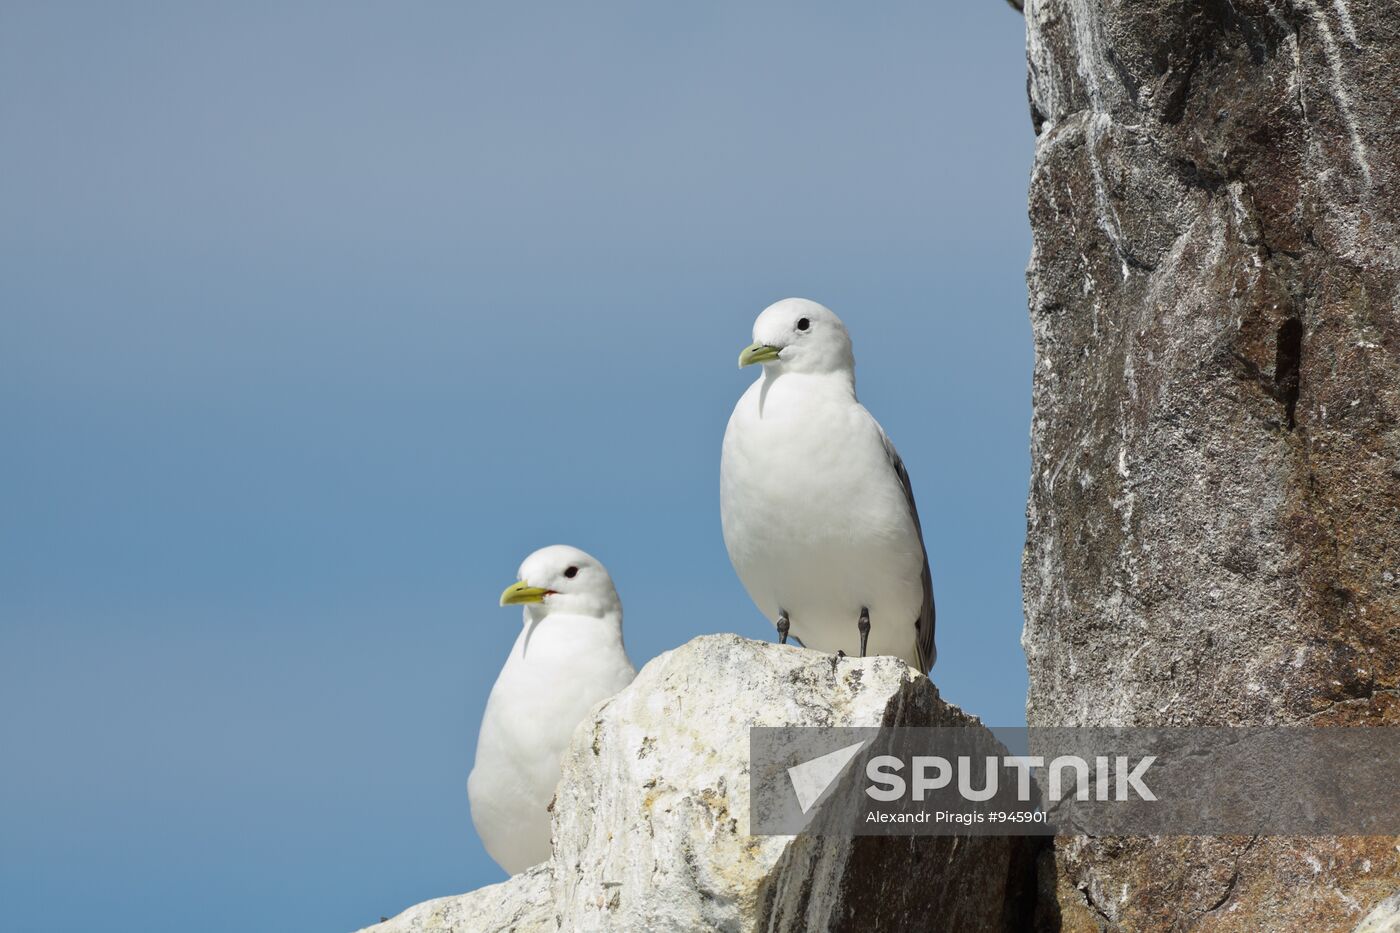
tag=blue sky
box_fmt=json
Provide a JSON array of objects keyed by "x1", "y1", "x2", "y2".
[{"x1": 0, "y1": 3, "x2": 1032, "y2": 930}]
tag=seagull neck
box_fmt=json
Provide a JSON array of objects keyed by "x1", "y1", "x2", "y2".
[
  {"x1": 517, "y1": 608, "x2": 626, "y2": 661},
  {"x1": 524, "y1": 605, "x2": 624, "y2": 635},
  {"x1": 762, "y1": 367, "x2": 857, "y2": 400}
]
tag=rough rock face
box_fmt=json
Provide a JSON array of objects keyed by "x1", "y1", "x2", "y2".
[
  {"x1": 356, "y1": 867, "x2": 552, "y2": 933},
  {"x1": 362, "y1": 635, "x2": 1037, "y2": 933},
  {"x1": 1356, "y1": 891, "x2": 1400, "y2": 933},
  {"x1": 1018, "y1": 0, "x2": 1400, "y2": 928}
]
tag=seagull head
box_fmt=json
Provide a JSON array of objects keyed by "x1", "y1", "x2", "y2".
[
  {"x1": 738, "y1": 298, "x2": 855, "y2": 376},
  {"x1": 499, "y1": 545, "x2": 622, "y2": 621}
]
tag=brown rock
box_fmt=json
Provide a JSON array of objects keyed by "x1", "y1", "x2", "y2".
[{"x1": 1018, "y1": 0, "x2": 1400, "y2": 927}]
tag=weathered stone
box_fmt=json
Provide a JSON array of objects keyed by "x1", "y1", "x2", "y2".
[
  {"x1": 550, "y1": 634, "x2": 1035, "y2": 932},
  {"x1": 1019, "y1": 0, "x2": 1400, "y2": 927},
  {"x1": 1356, "y1": 890, "x2": 1400, "y2": 933},
  {"x1": 358, "y1": 865, "x2": 551, "y2": 933},
  {"x1": 360, "y1": 635, "x2": 1037, "y2": 933}
]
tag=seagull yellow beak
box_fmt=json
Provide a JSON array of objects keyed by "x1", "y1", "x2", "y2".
[
  {"x1": 499, "y1": 581, "x2": 552, "y2": 606},
  {"x1": 738, "y1": 342, "x2": 782, "y2": 368}
]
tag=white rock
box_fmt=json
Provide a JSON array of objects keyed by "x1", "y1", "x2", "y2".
[
  {"x1": 359, "y1": 635, "x2": 1033, "y2": 933},
  {"x1": 356, "y1": 865, "x2": 551, "y2": 933}
]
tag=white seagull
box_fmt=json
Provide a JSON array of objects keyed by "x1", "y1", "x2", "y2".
[
  {"x1": 720, "y1": 298, "x2": 936, "y2": 673},
  {"x1": 468, "y1": 545, "x2": 636, "y2": 875}
]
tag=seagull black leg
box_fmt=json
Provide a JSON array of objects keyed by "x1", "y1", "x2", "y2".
[
  {"x1": 776, "y1": 609, "x2": 790, "y2": 645},
  {"x1": 858, "y1": 607, "x2": 871, "y2": 658}
]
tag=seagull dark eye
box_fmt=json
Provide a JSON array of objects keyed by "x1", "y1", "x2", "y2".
[
  {"x1": 564, "y1": 566, "x2": 579, "y2": 578},
  {"x1": 796, "y1": 317, "x2": 810, "y2": 331}
]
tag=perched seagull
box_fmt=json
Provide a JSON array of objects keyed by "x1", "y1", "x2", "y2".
[
  {"x1": 720, "y1": 298, "x2": 936, "y2": 673},
  {"x1": 468, "y1": 545, "x2": 636, "y2": 875}
]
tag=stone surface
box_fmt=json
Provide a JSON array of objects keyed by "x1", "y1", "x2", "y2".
[
  {"x1": 360, "y1": 635, "x2": 1037, "y2": 933},
  {"x1": 549, "y1": 634, "x2": 1035, "y2": 932},
  {"x1": 357, "y1": 865, "x2": 551, "y2": 933},
  {"x1": 1018, "y1": 0, "x2": 1400, "y2": 927},
  {"x1": 1356, "y1": 891, "x2": 1400, "y2": 933}
]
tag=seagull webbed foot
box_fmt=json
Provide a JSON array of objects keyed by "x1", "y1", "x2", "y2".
[
  {"x1": 858, "y1": 607, "x2": 871, "y2": 658},
  {"x1": 776, "y1": 609, "x2": 790, "y2": 645}
]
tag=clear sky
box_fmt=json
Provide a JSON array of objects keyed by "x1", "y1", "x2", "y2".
[{"x1": 0, "y1": 3, "x2": 1032, "y2": 930}]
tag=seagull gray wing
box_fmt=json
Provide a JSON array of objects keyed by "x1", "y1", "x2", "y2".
[{"x1": 879, "y1": 428, "x2": 936, "y2": 673}]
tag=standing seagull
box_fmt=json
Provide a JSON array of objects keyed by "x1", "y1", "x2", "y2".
[
  {"x1": 468, "y1": 545, "x2": 636, "y2": 875},
  {"x1": 720, "y1": 298, "x2": 936, "y2": 673}
]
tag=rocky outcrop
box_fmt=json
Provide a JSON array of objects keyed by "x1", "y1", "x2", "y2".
[
  {"x1": 1019, "y1": 0, "x2": 1400, "y2": 927},
  {"x1": 356, "y1": 867, "x2": 552, "y2": 933},
  {"x1": 361, "y1": 635, "x2": 1036, "y2": 933}
]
